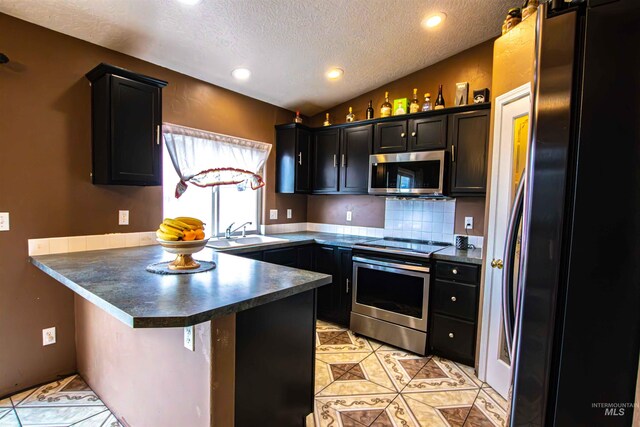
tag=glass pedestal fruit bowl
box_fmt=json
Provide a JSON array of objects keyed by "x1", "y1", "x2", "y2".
[{"x1": 156, "y1": 238, "x2": 210, "y2": 270}]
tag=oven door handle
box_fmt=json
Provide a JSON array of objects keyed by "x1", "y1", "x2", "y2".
[{"x1": 352, "y1": 256, "x2": 430, "y2": 273}]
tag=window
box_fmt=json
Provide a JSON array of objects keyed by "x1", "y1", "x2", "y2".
[{"x1": 162, "y1": 145, "x2": 260, "y2": 237}]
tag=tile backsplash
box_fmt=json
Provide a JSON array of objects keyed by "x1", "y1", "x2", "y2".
[{"x1": 384, "y1": 199, "x2": 456, "y2": 244}]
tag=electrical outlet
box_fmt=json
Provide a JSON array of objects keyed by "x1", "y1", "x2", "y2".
[
  {"x1": 269, "y1": 209, "x2": 278, "y2": 220},
  {"x1": 0, "y1": 212, "x2": 9, "y2": 231},
  {"x1": 184, "y1": 326, "x2": 194, "y2": 351},
  {"x1": 118, "y1": 210, "x2": 129, "y2": 225},
  {"x1": 42, "y1": 327, "x2": 56, "y2": 346},
  {"x1": 287, "y1": 209, "x2": 292, "y2": 219},
  {"x1": 346, "y1": 211, "x2": 352, "y2": 222},
  {"x1": 464, "y1": 217, "x2": 474, "y2": 230}
]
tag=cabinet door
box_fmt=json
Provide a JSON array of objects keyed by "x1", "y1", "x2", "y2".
[
  {"x1": 110, "y1": 75, "x2": 162, "y2": 185},
  {"x1": 409, "y1": 116, "x2": 447, "y2": 151},
  {"x1": 275, "y1": 127, "x2": 296, "y2": 193},
  {"x1": 449, "y1": 110, "x2": 490, "y2": 195},
  {"x1": 295, "y1": 128, "x2": 312, "y2": 193},
  {"x1": 313, "y1": 129, "x2": 340, "y2": 193},
  {"x1": 263, "y1": 247, "x2": 297, "y2": 267},
  {"x1": 336, "y1": 248, "x2": 353, "y2": 327},
  {"x1": 340, "y1": 125, "x2": 372, "y2": 194},
  {"x1": 296, "y1": 245, "x2": 314, "y2": 270},
  {"x1": 314, "y1": 245, "x2": 338, "y2": 323},
  {"x1": 373, "y1": 120, "x2": 407, "y2": 153}
]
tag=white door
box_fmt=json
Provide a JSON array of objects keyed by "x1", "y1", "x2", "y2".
[{"x1": 478, "y1": 84, "x2": 531, "y2": 398}]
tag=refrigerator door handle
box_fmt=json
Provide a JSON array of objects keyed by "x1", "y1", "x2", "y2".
[{"x1": 502, "y1": 174, "x2": 525, "y2": 356}]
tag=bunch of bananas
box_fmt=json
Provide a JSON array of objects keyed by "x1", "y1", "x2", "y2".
[{"x1": 156, "y1": 217, "x2": 206, "y2": 241}]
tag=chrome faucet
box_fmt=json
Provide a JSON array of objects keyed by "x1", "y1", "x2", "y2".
[{"x1": 225, "y1": 221, "x2": 252, "y2": 239}]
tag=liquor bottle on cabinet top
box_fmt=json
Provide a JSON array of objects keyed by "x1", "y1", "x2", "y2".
[
  {"x1": 435, "y1": 85, "x2": 445, "y2": 110},
  {"x1": 409, "y1": 88, "x2": 420, "y2": 113},
  {"x1": 346, "y1": 107, "x2": 355, "y2": 122},
  {"x1": 323, "y1": 113, "x2": 331, "y2": 126},
  {"x1": 380, "y1": 92, "x2": 392, "y2": 118},
  {"x1": 422, "y1": 93, "x2": 432, "y2": 111},
  {"x1": 366, "y1": 100, "x2": 374, "y2": 119},
  {"x1": 294, "y1": 110, "x2": 303, "y2": 124}
]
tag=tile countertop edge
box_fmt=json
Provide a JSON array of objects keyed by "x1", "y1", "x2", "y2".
[{"x1": 30, "y1": 256, "x2": 136, "y2": 327}]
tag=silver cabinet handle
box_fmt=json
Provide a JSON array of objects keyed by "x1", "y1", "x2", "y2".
[
  {"x1": 451, "y1": 145, "x2": 456, "y2": 162},
  {"x1": 411, "y1": 132, "x2": 416, "y2": 137},
  {"x1": 341, "y1": 154, "x2": 346, "y2": 167},
  {"x1": 401, "y1": 132, "x2": 406, "y2": 138},
  {"x1": 346, "y1": 278, "x2": 350, "y2": 293},
  {"x1": 452, "y1": 268, "x2": 458, "y2": 275},
  {"x1": 451, "y1": 296, "x2": 457, "y2": 302},
  {"x1": 333, "y1": 154, "x2": 337, "y2": 168},
  {"x1": 156, "y1": 125, "x2": 161, "y2": 145},
  {"x1": 298, "y1": 152, "x2": 302, "y2": 165},
  {"x1": 448, "y1": 332, "x2": 455, "y2": 338}
]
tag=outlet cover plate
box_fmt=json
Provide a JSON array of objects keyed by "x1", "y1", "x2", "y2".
[
  {"x1": 118, "y1": 210, "x2": 129, "y2": 225},
  {"x1": 269, "y1": 209, "x2": 278, "y2": 220},
  {"x1": 43, "y1": 327, "x2": 56, "y2": 346},
  {"x1": 286, "y1": 209, "x2": 292, "y2": 219},
  {"x1": 0, "y1": 212, "x2": 9, "y2": 231},
  {"x1": 464, "y1": 216, "x2": 474, "y2": 230},
  {"x1": 184, "y1": 326, "x2": 194, "y2": 351},
  {"x1": 346, "y1": 211, "x2": 352, "y2": 222}
]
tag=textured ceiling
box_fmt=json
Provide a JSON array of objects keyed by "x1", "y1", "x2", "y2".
[{"x1": 0, "y1": 0, "x2": 514, "y2": 115}]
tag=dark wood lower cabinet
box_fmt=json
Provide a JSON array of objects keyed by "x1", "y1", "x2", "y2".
[
  {"x1": 429, "y1": 260, "x2": 480, "y2": 365},
  {"x1": 235, "y1": 289, "x2": 316, "y2": 427},
  {"x1": 315, "y1": 246, "x2": 352, "y2": 327}
]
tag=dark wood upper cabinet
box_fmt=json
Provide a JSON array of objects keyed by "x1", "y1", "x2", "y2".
[
  {"x1": 409, "y1": 116, "x2": 448, "y2": 151},
  {"x1": 340, "y1": 125, "x2": 372, "y2": 194},
  {"x1": 275, "y1": 124, "x2": 312, "y2": 193},
  {"x1": 373, "y1": 120, "x2": 407, "y2": 153},
  {"x1": 448, "y1": 110, "x2": 490, "y2": 195},
  {"x1": 86, "y1": 63, "x2": 167, "y2": 186},
  {"x1": 312, "y1": 128, "x2": 340, "y2": 193}
]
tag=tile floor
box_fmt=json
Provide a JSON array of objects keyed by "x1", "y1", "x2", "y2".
[
  {"x1": 314, "y1": 320, "x2": 508, "y2": 427},
  {"x1": 0, "y1": 375, "x2": 120, "y2": 426}
]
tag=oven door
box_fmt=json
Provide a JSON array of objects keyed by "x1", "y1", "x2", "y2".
[
  {"x1": 352, "y1": 256, "x2": 430, "y2": 331},
  {"x1": 368, "y1": 150, "x2": 445, "y2": 196}
]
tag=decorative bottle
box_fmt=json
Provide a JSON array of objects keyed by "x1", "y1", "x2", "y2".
[
  {"x1": 409, "y1": 88, "x2": 420, "y2": 114},
  {"x1": 434, "y1": 85, "x2": 445, "y2": 110},
  {"x1": 346, "y1": 107, "x2": 355, "y2": 122},
  {"x1": 323, "y1": 113, "x2": 331, "y2": 127},
  {"x1": 422, "y1": 93, "x2": 432, "y2": 111},
  {"x1": 366, "y1": 100, "x2": 374, "y2": 119},
  {"x1": 380, "y1": 92, "x2": 392, "y2": 118},
  {"x1": 294, "y1": 111, "x2": 303, "y2": 124}
]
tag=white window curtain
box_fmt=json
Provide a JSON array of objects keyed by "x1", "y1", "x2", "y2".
[{"x1": 162, "y1": 123, "x2": 272, "y2": 198}]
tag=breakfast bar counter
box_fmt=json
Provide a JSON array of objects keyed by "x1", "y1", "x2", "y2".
[{"x1": 30, "y1": 245, "x2": 331, "y2": 427}]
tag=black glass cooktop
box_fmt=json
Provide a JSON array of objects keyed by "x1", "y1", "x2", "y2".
[{"x1": 354, "y1": 238, "x2": 450, "y2": 258}]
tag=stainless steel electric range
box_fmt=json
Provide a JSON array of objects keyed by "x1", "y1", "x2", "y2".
[{"x1": 351, "y1": 238, "x2": 449, "y2": 355}]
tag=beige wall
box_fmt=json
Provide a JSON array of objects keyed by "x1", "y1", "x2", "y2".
[
  {"x1": 75, "y1": 297, "x2": 212, "y2": 427},
  {"x1": 307, "y1": 39, "x2": 495, "y2": 233},
  {"x1": 0, "y1": 13, "x2": 300, "y2": 396},
  {"x1": 307, "y1": 195, "x2": 385, "y2": 228}
]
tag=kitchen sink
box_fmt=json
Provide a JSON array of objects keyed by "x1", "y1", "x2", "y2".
[{"x1": 206, "y1": 235, "x2": 288, "y2": 250}]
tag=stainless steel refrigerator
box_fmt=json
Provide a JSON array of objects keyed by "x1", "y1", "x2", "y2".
[{"x1": 503, "y1": 0, "x2": 640, "y2": 425}]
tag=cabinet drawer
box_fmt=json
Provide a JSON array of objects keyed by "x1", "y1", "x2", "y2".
[
  {"x1": 430, "y1": 313, "x2": 476, "y2": 365},
  {"x1": 436, "y1": 261, "x2": 479, "y2": 284},
  {"x1": 263, "y1": 248, "x2": 297, "y2": 267},
  {"x1": 432, "y1": 280, "x2": 478, "y2": 321}
]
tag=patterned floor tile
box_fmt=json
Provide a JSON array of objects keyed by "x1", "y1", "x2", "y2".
[
  {"x1": 403, "y1": 357, "x2": 481, "y2": 393},
  {"x1": 388, "y1": 394, "x2": 444, "y2": 426},
  {"x1": 0, "y1": 399, "x2": 11, "y2": 408},
  {"x1": 480, "y1": 385, "x2": 508, "y2": 412},
  {"x1": 316, "y1": 329, "x2": 375, "y2": 354},
  {"x1": 462, "y1": 390, "x2": 507, "y2": 427},
  {"x1": 0, "y1": 409, "x2": 20, "y2": 427},
  {"x1": 318, "y1": 353, "x2": 397, "y2": 397},
  {"x1": 454, "y1": 362, "x2": 483, "y2": 388},
  {"x1": 15, "y1": 405, "x2": 108, "y2": 425},
  {"x1": 403, "y1": 389, "x2": 480, "y2": 426},
  {"x1": 13, "y1": 375, "x2": 103, "y2": 408},
  {"x1": 376, "y1": 350, "x2": 431, "y2": 391},
  {"x1": 314, "y1": 394, "x2": 397, "y2": 427},
  {"x1": 71, "y1": 410, "x2": 121, "y2": 426},
  {"x1": 316, "y1": 353, "x2": 372, "y2": 395}
]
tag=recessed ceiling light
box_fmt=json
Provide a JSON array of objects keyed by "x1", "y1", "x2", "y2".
[
  {"x1": 326, "y1": 68, "x2": 344, "y2": 80},
  {"x1": 232, "y1": 68, "x2": 251, "y2": 80},
  {"x1": 176, "y1": 0, "x2": 202, "y2": 5},
  {"x1": 423, "y1": 12, "x2": 446, "y2": 28}
]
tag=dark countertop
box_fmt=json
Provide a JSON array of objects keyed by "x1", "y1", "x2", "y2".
[
  {"x1": 30, "y1": 245, "x2": 331, "y2": 329},
  {"x1": 210, "y1": 232, "x2": 484, "y2": 265},
  {"x1": 431, "y1": 246, "x2": 484, "y2": 265}
]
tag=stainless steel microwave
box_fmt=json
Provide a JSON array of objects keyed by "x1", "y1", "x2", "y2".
[{"x1": 368, "y1": 150, "x2": 446, "y2": 196}]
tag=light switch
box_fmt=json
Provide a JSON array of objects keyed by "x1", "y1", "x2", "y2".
[
  {"x1": 43, "y1": 327, "x2": 56, "y2": 346},
  {"x1": 184, "y1": 326, "x2": 195, "y2": 351},
  {"x1": 118, "y1": 210, "x2": 129, "y2": 225},
  {"x1": 269, "y1": 209, "x2": 278, "y2": 220},
  {"x1": 0, "y1": 212, "x2": 9, "y2": 231},
  {"x1": 287, "y1": 209, "x2": 292, "y2": 219},
  {"x1": 346, "y1": 211, "x2": 352, "y2": 222}
]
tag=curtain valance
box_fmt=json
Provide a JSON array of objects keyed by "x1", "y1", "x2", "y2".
[{"x1": 162, "y1": 123, "x2": 272, "y2": 198}]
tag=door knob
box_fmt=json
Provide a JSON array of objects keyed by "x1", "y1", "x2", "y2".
[{"x1": 491, "y1": 259, "x2": 504, "y2": 269}]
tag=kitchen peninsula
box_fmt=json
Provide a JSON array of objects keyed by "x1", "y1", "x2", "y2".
[{"x1": 30, "y1": 245, "x2": 331, "y2": 427}]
